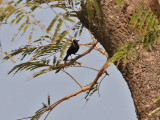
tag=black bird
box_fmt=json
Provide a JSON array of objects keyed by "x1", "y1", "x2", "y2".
[{"x1": 63, "y1": 40, "x2": 79, "y2": 61}]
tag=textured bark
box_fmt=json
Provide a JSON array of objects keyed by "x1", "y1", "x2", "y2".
[{"x1": 77, "y1": 0, "x2": 160, "y2": 120}]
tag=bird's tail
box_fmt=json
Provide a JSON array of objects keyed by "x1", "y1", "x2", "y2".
[{"x1": 63, "y1": 54, "x2": 69, "y2": 61}]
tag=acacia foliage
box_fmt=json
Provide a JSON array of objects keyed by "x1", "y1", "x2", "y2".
[{"x1": 1, "y1": 0, "x2": 101, "y2": 76}]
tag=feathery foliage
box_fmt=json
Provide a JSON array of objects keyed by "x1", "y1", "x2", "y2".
[
  {"x1": 130, "y1": 2, "x2": 160, "y2": 51},
  {"x1": 115, "y1": 0, "x2": 125, "y2": 6},
  {"x1": 107, "y1": 2, "x2": 160, "y2": 67},
  {"x1": 1, "y1": 0, "x2": 102, "y2": 78},
  {"x1": 31, "y1": 95, "x2": 51, "y2": 120}
]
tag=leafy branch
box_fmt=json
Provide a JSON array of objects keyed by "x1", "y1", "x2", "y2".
[{"x1": 19, "y1": 59, "x2": 109, "y2": 120}]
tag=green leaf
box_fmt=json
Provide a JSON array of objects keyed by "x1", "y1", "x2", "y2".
[
  {"x1": 33, "y1": 66, "x2": 51, "y2": 78},
  {"x1": 92, "y1": 0, "x2": 100, "y2": 17},
  {"x1": 51, "y1": 19, "x2": 63, "y2": 43},
  {"x1": 56, "y1": 31, "x2": 68, "y2": 46},
  {"x1": 115, "y1": 0, "x2": 124, "y2": 6},
  {"x1": 15, "y1": 12, "x2": 23, "y2": 19},
  {"x1": 148, "y1": 16, "x2": 155, "y2": 30},
  {"x1": 46, "y1": 15, "x2": 59, "y2": 33},
  {"x1": 6, "y1": 8, "x2": 17, "y2": 19},
  {"x1": 16, "y1": 15, "x2": 24, "y2": 24},
  {"x1": 48, "y1": 95, "x2": 50, "y2": 106},
  {"x1": 133, "y1": 5, "x2": 147, "y2": 27},
  {"x1": 18, "y1": 19, "x2": 28, "y2": 31},
  {"x1": 23, "y1": 25, "x2": 29, "y2": 33},
  {"x1": 139, "y1": 9, "x2": 149, "y2": 30},
  {"x1": 60, "y1": 40, "x2": 70, "y2": 58},
  {"x1": 63, "y1": 14, "x2": 75, "y2": 23},
  {"x1": 144, "y1": 13, "x2": 152, "y2": 30},
  {"x1": 130, "y1": 12, "x2": 137, "y2": 24},
  {"x1": 107, "y1": 42, "x2": 133, "y2": 65},
  {"x1": 10, "y1": 19, "x2": 15, "y2": 23},
  {"x1": 79, "y1": 24, "x2": 84, "y2": 36},
  {"x1": 53, "y1": 56, "x2": 57, "y2": 65},
  {"x1": 86, "y1": 0, "x2": 93, "y2": 23}
]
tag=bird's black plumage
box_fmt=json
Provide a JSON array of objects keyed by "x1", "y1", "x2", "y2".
[{"x1": 63, "y1": 40, "x2": 79, "y2": 61}]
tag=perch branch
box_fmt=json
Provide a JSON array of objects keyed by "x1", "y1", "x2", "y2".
[{"x1": 52, "y1": 40, "x2": 98, "y2": 70}]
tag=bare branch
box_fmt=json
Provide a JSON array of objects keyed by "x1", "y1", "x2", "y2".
[
  {"x1": 95, "y1": 44, "x2": 109, "y2": 58},
  {"x1": 98, "y1": 74, "x2": 107, "y2": 97},
  {"x1": 80, "y1": 43, "x2": 109, "y2": 58},
  {"x1": 72, "y1": 65, "x2": 99, "y2": 72},
  {"x1": 85, "y1": 60, "x2": 109, "y2": 98},
  {"x1": 47, "y1": 85, "x2": 91, "y2": 111},
  {"x1": 61, "y1": 69, "x2": 82, "y2": 88},
  {"x1": 0, "y1": 40, "x2": 3, "y2": 59},
  {"x1": 17, "y1": 116, "x2": 33, "y2": 120},
  {"x1": 44, "y1": 110, "x2": 52, "y2": 120}
]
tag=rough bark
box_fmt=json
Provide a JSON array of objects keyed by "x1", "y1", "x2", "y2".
[{"x1": 77, "y1": 0, "x2": 160, "y2": 120}]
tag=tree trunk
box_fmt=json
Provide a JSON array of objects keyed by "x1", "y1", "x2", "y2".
[{"x1": 77, "y1": 0, "x2": 160, "y2": 120}]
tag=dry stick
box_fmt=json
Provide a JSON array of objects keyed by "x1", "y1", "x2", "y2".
[
  {"x1": 88, "y1": 30, "x2": 109, "y2": 58},
  {"x1": 72, "y1": 65, "x2": 108, "y2": 75},
  {"x1": 61, "y1": 69, "x2": 82, "y2": 88},
  {"x1": 74, "y1": 65, "x2": 99, "y2": 72},
  {"x1": 80, "y1": 43, "x2": 108, "y2": 58},
  {"x1": 47, "y1": 60, "x2": 109, "y2": 111},
  {"x1": 88, "y1": 30, "x2": 95, "y2": 42},
  {"x1": 46, "y1": 85, "x2": 91, "y2": 111},
  {"x1": 85, "y1": 60, "x2": 109, "y2": 99},
  {"x1": 17, "y1": 116, "x2": 33, "y2": 120},
  {"x1": 95, "y1": 44, "x2": 109, "y2": 58},
  {"x1": 98, "y1": 74, "x2": 107, "y2": 97},
  {"x1": 44, "y1": 110, "x2": 52, "y2": 120}
]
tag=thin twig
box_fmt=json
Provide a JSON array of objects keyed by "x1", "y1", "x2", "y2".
[
  {"x1": 88, "y1": 30, "x2": 95, "y2": 42},
  {"x1": 46, "y1": 85, "x2": 91, "y2": 111},
  {"x1": 98, "y1": 74, "x2": 107, "y2": 97},
  {"x1": 85, "y1": 60, "x2": 109, "y2": 99},
  {"x1": 72, "y1": 65, "x2": 99, "y2": 72},
  {"x1": 71, "y1": 65, "x2": 108, "y2": 75},
  {"x1": 80, "y1": 43, "x2": 109, "y2": 58},
  {"x1": 17, "y1": 116, "x2": 33, "y2": 120},
  {"x1": 44, "y1": 110, "x2": 52, "y2": 120},
  {"x1": 0, "y1": 40, "x2": 3, "y2": 59},
  {"x1": 61, "y1": 69, "x2": 82, "y2": 88}
]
